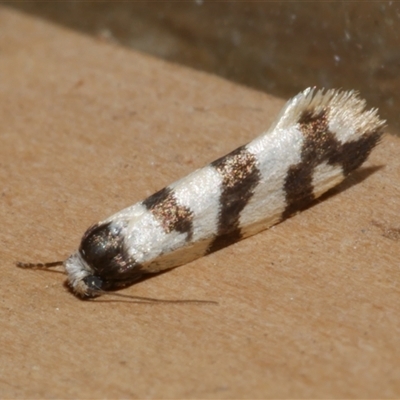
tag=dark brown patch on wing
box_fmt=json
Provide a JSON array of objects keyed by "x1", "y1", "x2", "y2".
[
  {"x1": 335, "y1": 130, "x2": 382, "y2": 175},
  {"x1": 282, "y1": 107, "x2": 383, "y2": 219},
  {"x1": 143, "y1": 186, "x2": 193, "y2": 240},
  {"x1": 208, "y1": 146, "x2": 261, "y2": 253},
  {"x1": 79, "y1": 222, "x2": 144, "y2": 290},
  {"x1": 283, "y1": 108, "x2": 333, "y2": 219},
  {"x1": 142, "y1": 186, "x2": 171, "y2": 210}
]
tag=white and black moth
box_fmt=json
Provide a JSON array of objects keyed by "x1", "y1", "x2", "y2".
[{"x1": 18, "y1": 88, "x2": 385, "y2": 298}]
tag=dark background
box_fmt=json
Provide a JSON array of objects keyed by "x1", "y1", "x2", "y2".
[{"x1": 4, "y1": 1, "x2": 399, "y2": 133}]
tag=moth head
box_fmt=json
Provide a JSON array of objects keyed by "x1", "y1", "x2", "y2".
[{"x1": 64, "y1": 252, "x2": 104, "y2": 298}]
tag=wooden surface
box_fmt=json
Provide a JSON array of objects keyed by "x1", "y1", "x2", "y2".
[{"x1": 1, "y1": 7, "x2": 399, "y2": 398}]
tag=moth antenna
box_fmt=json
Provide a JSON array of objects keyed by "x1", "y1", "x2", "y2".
[{"x1": 16, "y1": 261, "x2": 64, "y2": 269}]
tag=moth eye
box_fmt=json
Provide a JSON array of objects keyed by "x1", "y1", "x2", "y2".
[{"x1": 83, "y1": 275, "x2": 104, "y2": 292}]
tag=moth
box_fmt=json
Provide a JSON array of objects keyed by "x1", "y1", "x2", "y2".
[{"x1": 18, "y1": 88, "x2": 385, "y2": 298}]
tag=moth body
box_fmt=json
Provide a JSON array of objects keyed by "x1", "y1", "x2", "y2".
[{"x1": 36, "y1": 89, "x2": 386, "y2": 297}]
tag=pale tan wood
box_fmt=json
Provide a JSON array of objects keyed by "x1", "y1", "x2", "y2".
[{"x1": 0, "y1": 7, "x2": 399, "y2": 398}]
